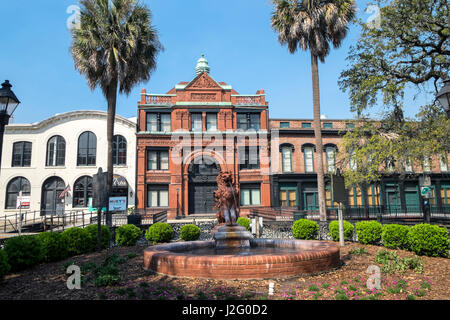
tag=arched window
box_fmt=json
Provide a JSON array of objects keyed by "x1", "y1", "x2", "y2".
[
  {"x1": 280, "y1": 144, "x2": 294, "y2": 173},
  {"x1": 41, "y1": 177, "x2": 65, "y2": 215},
  {"x1": 12, "y1": 141, "x2": 32, "y2": 167},
  {"x1": 77, "y1": 131, "x2": 97, "y2": 166},
  {"x1": 301, "y1": 144, "x2": 316, "y2": 173},
  {"x1": 113, "y1": 135, "x2": 127, "y2": 165},
  {"x1": 324, "y1": 144, "x2": 337, "y2": 173},
  {"x1": 73, "y1": 176, "x2": 93, "y2": 208},
  {"x1": 46, "y1": 135, "x2": 66, "y2": 167},
  {"x1": 5, "y1": 177, "x2": 31, "y2": 209}
]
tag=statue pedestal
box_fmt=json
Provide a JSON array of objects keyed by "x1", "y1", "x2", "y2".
[{"x1": 212, "y1": 224, "x2": 253, "y2": 250}]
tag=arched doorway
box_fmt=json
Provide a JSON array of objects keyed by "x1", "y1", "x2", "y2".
[
  {"x1": 188, "y1": 156, "x2": 220, "y2": 214},
  {"x1": 111, "y1": 174, "x2": 129, "y2": 210},
  {"x1": 41, "y1": 177, "x2": 65, "y2": 215}
]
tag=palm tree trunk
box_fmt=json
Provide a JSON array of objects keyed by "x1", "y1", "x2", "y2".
[
  {"x1": 311, "y1": 53, "x2": 327, "y2": 222},
  {"x1": 105, "y1": 79, "x2": 118, "y2": 228}
]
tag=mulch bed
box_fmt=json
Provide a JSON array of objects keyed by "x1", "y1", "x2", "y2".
[{"x1": 0, "y1": 242, "x2": 448, "y2": 300}]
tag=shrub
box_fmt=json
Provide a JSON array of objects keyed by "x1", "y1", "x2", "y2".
[
  {"x1": 328, "y1": 220, "x2": 354, "y2": 242},
  {"x1": 62, "y1": 227, "x2": 92, "y2": 256},
  {"x1": 292, "y1": 219, "x2": 319, "y2": 240},
  {"x1": 36, "y1": 232, "x2": 69, "y2": 262},
  {"x1": 180, "y1": 224, "x2": 201, "y2": 241},
  {"x1": 85, "y1": 225, "x2": 111, "y2": 250},
  {"x1": 407, "y1": 224, "x2": 449, "y2": 257},
  {"x1": 145, "y1": 223, "x2": 173, "y2": 244},
  {"x1": 3, "y1": 235, "x2": 45, "y2": 272},
  {"x1": 355, "y1": 221, "x2": 383, "y2": 245},
  {"x1": 115, "y1": 224, "x2": 142, "y2": 246},
  {"x1": 236, "y1": 217, "x2": 251, "y2": 231},
  {"x1": 382, "y1": 224, "x2": 410, "y2": 249},
  {"x1": 0, "y1": 250, "x2": 10, "y2": 282}
]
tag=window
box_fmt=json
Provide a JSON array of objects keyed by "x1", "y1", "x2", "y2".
[
  {"x1": 404, "y1": 159, "x2": 413, "y2": 173},
  {"x1": 346, "y1": 123, "x2": 355, "y2": 129},
  {"x1": 237, "y1": 113, "x2": 260, "y2": 131},
  {"x1": 423, "y1": 156, "x2": 431, "y2": 172},
  {"x1": 112, "y1": 135, "x2": 127, "y2": 165},
  {"x1": 147, "y1": 149, "x2": 169, "y2": 170},
  {"x1": 206, "y1": 113, "x2": 217, "y2": 131},
  {"x1": 323, "y1": 123, "x2": 333, "y2": 129},
  {"x1": 325, "y1": 146, "x2": 336, "y2": 173},
  {"x1": 280, "y1": 184, "x2": 297, "y2": 207},
  {"x1": 281, "y1": 146, "x2": 293, "y2": 172},
  {"x1": 349, "y1": 150, "x2": 357, "y2": 170},
  {"x1": 146, "y1": 113, "x2": 171, "y2": 132},
  {"x1": 77, "y1": 132, "x2": 97, "y2": 166},
  {"x1": 191, "y1": 113, "x2": 202, "y2": 131},
  {"x1": 441, "y1": 184, "x2": 450, "y2": 207},
  {"x1": 440, "y1": 156, "x2": 448, "y2": 172},
  {"x1": 348, "y1": 186, "x2": 363, "y2": 207},
  {"x1": 302, "y1": 122, "x2": 312, "y2": 128},
  {"x1": 147, "y1": 185, "x2": 169, "y2": 207},
  {"x1": 280, "y1": 122, "x2": 290, "y2": 128},
  {"x1": 5, "y1": 177, "x2": 31, "y2": 209},
  {"x1": 73, "y1": 176, "x2": 92, "y2": 208},
  {"x1": 303, "y1": 146, "x2": 315, "y2": 173},
  {"x1": 46, "y1": 136, "x2": 66, "y2": 167},
  {"x1": 325, "y1": 183, "x2": 338, "y2": 208},
  {"x1": 240, "y1": 185, "x2": 261, "y2": 206},
  {"x1": 12, "y1": 142, "x2": 32, "y2": 167},
  {"x1": 239, "y1": 146, "x2": 260, "y2": 170}
]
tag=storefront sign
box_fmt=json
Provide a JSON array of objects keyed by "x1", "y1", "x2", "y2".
[{"x1": 109, "y1": 197, "x2": 127, "y2": 212}]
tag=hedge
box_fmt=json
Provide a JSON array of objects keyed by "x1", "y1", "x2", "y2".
[
  {"x1": 0, "y1": 250, "x2": 10, "y2": 282},
  {"x1": 355, "y1": 221, "x2": 383, "y2": 245},
  {"x1": 36, "y1": 232, "x2": 69, "y2": 262},
  {"x1": 116, "y1": 224, "x2": 143, "y2": 246},
  {"x1": 3, "y1": 235, "x2": 45, "y2": 272},
  {"x1": 180, "y1": 224, "x2": 201, "y2": 241},
  {"x1": 292, "y1": 219, "x2": 319, "y2": 240},
  {"x1": 407, "y1": 224, "x2": 449, "y2": 257},
  {"x1": 382, "y1": 224, "x2": 410, "y2": 250},
  {"x1": 329, "y1": 220, "x2": 354, "y2": 242},
  {"x1": 145, "y1": 223, "x2": 174, "y2": 244},
  {"x1": 236, "y1": 217, "x2": 251, "y2": 231}
]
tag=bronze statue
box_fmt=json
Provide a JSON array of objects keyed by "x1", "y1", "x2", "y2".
[{"x1": 214, "y1": 172, "x2": 240, "y2": 226}]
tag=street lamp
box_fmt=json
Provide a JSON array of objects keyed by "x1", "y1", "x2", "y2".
[
  {"x1": 436, "y1": 78, "x2": 450, "y2": 118},
  {"x1": 0, "y1": 80, "x2": 21, "y2": 171}
]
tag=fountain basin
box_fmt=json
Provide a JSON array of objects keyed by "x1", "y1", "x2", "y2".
[{"x1": 143, "y1": 239, "x2": 340, "y2": 280}]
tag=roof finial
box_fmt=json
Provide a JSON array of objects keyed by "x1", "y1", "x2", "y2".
[{"x1": 195, "y1": 54, "x2": 210, "y2": 76}]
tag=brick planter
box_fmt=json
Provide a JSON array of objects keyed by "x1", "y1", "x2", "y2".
[{"x1": 143, "y1": 239, "x2": 340, "y2": 280}]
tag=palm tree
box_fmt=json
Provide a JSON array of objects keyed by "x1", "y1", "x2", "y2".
[
  {"x1": 70, "y1": 0, "x2": 162, "y2": 225},
  {"x1": 271, "y1": 0, "x2": 356, "y2": 222}
]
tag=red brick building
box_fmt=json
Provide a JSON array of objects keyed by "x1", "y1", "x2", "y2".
[
  {"x1": 136, "y1": 56, "x2": 450, "y2": 220},
  {"x1": 136, "y1": 56, "x2": 271, "y2": 219}
]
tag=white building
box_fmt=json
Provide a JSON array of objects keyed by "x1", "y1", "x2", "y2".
[{"x1": 0, "y1": 111, "x2": 136, "y2": 216}]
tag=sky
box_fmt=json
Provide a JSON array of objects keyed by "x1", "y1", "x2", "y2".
[{"x1": 0, "y1": 0, "x2": 432, "y2": 124}]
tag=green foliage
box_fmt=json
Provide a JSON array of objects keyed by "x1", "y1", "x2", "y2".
[
  {"x1": 93, "y1": 254, "x2": 124, "y2": 287},
  {"x1": 355, "y1": 221, "x2": 383, "y2": 245},
  {"x1": 349, "y1": 247, "x2": 368, "y2": 256},
  {"x1": 3, "y1": 235, "x2": 45, "y2": 272},
  {"x1": 375, "y1": 249, "x2": 424, "y2": 274},
  {"x1": 0, "y1": 250, "x2": 10, "y2": 282},
  {"x1": 407, "y1": 224, "x2": 449, "y2": 257},
  {"x1": 328, "y1": 220, "x2": 354, "y2": 242},
  {"x1": 85, "y1": 225, "x2": 111, "y2": 251},
  {"x1": 292, "y1": 219, "x2": 319, "y2": 240},
  {"x1": 382, "y1": 224, "x2": 410, "y2": 249},
  {"x1": 36, "y1": 232, "x2": 69, "y2": 262},
  {"x1": 145, "y1": 223, "x2": 173, "y2": 244},
  {"x1": 62, "y1": 227, "x2": 92, "y2": 256},
  {"x1": 236, "y1": 217, "x2": 251, "y2": 231},
  {"x1": 180, "y1": 224, "x2": 201, "y2": 241},
  {"x1": 115, "y1": 224, "x2": 142, "y2": 246}
]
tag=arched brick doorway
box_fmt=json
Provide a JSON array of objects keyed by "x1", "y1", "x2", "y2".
[{"x1": 188, "y1": 155, "x2": 221, "y2": 214}]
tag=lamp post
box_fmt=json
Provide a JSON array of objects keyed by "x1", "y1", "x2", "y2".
[
  {"x1": 0, "y1": 80, "x2": 21, "y2": 172},
  {"x1": 436, "y1": 78, "x2": 450, "y2": 118}
]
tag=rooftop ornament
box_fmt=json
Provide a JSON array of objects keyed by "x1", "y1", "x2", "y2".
[{"x1": 195, "y1": 54, "x2": 210, "y2": 76}]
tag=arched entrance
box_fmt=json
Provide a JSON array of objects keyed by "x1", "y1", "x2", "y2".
[
  {"x1": 188, "y1": 156, "x2": 220, "y2": 214},
  {"x1": 41, "y1": 177, "x2": 65, "y2": 215}
]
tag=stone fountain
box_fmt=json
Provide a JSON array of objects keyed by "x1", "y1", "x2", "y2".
[{"x1": 144, "y1": 172, "x2": 340, "y2": 280}]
